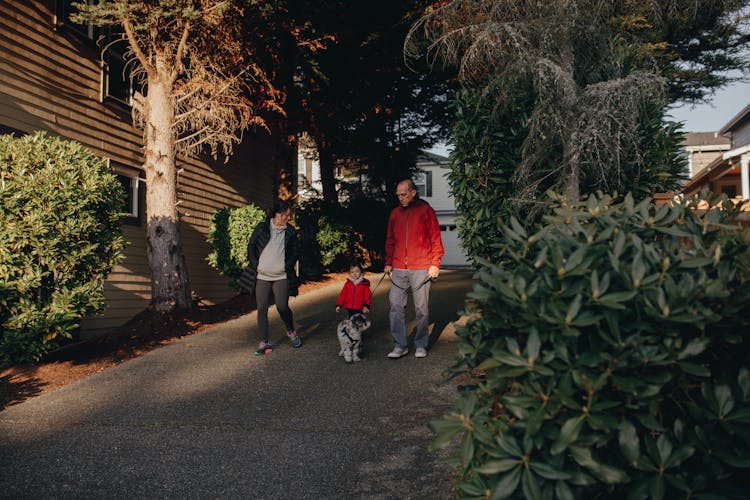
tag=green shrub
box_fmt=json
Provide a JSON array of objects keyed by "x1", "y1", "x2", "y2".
[
  {"x1": 447, "y1": 84, "x2": 528, "y2": 263},
  {"x1": 0, "y1": 132, "x2": 125, "y2": 363},
  {"x1": 206, "y1": 203, "x2": 266, "y2": 288},
  {"x1": 295, "y1": 199, "x2": 325, "y2": 279},
  {"x1": 295, "y1": 197, "x2": 389, "y2": 274},
  {"x1": 447, "y1": 83, "x2": 686, "y2": 264},
  {"x1": 432, "y1": 192, "x2": 750, "y2": 499},
  {"x1": 317, "y1": 215, "x2": 351, "y2": 268},
  {"x1": 344, "y1": 195, "x2": 388, "y2": 268}
]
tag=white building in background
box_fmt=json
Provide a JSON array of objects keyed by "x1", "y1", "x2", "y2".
[
  {"x1": 681, "y1": 132, "x2": 731, "y2": 179},
  {"x1": 295, "y1": 139, "x2": 471, "y2": 267},
  {"x1": 415, "y1": 152, "x2": 471, "y2": 267},
  {"x1": 683, "y1": 102, "x2": 750, "y2": 200},
  {"x1": 296, "y1": 134, "x2": 322, "y2": 198}
]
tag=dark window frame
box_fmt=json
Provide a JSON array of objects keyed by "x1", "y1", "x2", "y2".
[
  {"x1": 57, "y1": 1, "x2": 141, "y2": 108},
  {"x1": 112, "y1": 165, "x2": 145, "y2": 225},
  {"x1": 103, "y1": 45, "x2": 138, "y2": 107},
  {"x1": 720, "y1": 184, "x2": 738, "y2": 197},
  {"x1": 415, "y1": 170, "x2": 433, "y2": 198},
  {"x1": 56, "y1": 0, "x2": 100, "y2": 42}
]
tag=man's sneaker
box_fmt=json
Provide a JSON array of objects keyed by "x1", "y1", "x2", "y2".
[
  {"x1": 415, "y1": 347, "x2": 428, "y2": 358},
  {"x1": 287, "y1": 330, "x2": 302, "y2": 348},
  {"x1": 387, "y1": 346, "x2": 408, "y2": 359},
  {"x1": 254, "y1": 341, "x2": 273, "y2": 356}
]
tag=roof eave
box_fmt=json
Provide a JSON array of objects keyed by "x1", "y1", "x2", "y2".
[{"x1": 719, "y1": 102, "x2": 750, "y2": 135}]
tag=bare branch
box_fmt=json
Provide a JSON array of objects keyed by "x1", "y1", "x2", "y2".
[
  {"x1": 170, "y1": 20, "x2": 192, "y2": 84},
  {"x1": 122, "y1": 17, "x2": 153, "y2": 75}
]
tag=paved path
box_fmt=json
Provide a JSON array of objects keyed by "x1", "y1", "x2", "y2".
[{"x1": 0, "y1": 269, "x2": 474, "y2": 499}]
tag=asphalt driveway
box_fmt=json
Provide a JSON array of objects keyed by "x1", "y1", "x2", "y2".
[{"x1": 0, "y1": 269, "x2": 475, "y2": 499}]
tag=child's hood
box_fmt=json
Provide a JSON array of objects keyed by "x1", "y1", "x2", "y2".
[{"x1": 347, "y1": 276, "x2": 370, "y2": 285}]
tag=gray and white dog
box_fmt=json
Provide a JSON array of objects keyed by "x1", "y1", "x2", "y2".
[{"x1": 337, "y1": 313, "x2": 371, "y2": 363}]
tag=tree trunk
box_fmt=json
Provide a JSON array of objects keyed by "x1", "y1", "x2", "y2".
[
  {"x1": 558, "y1": 24, "x2": 580, "y2": 203},
  {"x1": 143, "y1": 76, "x2": 192, "y2": 312},
  {"x1": 318, "y1": 143, "x2": 338, "y2": 203},
  {"x1": 563, "y1": 138, "x2": 581, "y2": 202}
]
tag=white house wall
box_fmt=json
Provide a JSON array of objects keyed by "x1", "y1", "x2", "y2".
[{"x1": 417, "y1": 156, "x2": 471, "y2": 267}]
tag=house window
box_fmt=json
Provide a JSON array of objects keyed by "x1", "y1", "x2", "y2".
[
  {"x1": 57, "y1": 1, "x2": 140, "y2": 106},
  {"x1": 56, "y1": 0, "x2": 99, "y2": 41},
  {"x1": 104, "y1": 48, "x2": 138, "y2": 106},
  {"x1": 414, "y1": 170, "x2": 432, "y2": 198},
  {"x1": 721, "y1": 184, "x2": 738, "y2": 197},
  {"x1": 100, "y1": 24, "x2": 145, "y2": 107},
  {"x1": 113, "y1": 167, "x2": 144, "y2": 223}
]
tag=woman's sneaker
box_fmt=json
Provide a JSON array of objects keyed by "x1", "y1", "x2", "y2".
[
  {"x1": 254, "y1": 341, "x2": 273, "y2": 356},
  {"x1": 287, "y1": 330, "x2": 302, "y2": 348}
]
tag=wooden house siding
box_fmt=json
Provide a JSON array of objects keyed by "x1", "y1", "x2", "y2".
[
  {"x1": 730, "y1": 120, "x2": 750, "y2": 149},
  {"x1": 689, "y1": 150, "x2": 725, "y2": 177},
  {"x1": 2, "y1": 1, "x2": 280, "y2": 339}
]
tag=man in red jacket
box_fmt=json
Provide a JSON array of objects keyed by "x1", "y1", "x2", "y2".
[{"x1": 384, "y1": 179, "x2": 444, "y2": 359}]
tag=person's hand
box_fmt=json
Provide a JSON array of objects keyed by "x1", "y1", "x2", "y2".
[
  {"x1": 384, "y1": 265, "x2": 392, "y2": 275},
  {"x1": 428, "y1": 265, "x2": 440, "y2": 279},
  {"x1": 335, "y1": 306, "x2": 340, "y2": 313},
  {"x1": 362, "y1": 306, "x2": 369, "y2": 314}
]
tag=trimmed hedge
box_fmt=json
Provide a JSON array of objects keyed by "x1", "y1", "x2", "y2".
[
  {"x1": 432, "y1": 192, "x2": 750, "y2": 499},
  {"x1": 296, "y1": 197, "x2": 389, "y2": 275},
  {"x1": 206, "y1": 203, "x2": 266, "y2": 289},
  {"x1": 0, "y1": 132, "x2": 125, "y2": 362}
]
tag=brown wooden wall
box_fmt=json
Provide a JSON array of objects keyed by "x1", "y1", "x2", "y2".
[{"x1": 1, "y1": 1, "x2": 283, "y2": 338}]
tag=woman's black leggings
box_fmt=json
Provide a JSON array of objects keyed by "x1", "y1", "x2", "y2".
[{"x1": 255, "y1": 279, "x2": 294, "y2": 342}]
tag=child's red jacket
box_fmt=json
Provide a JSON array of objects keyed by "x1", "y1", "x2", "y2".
[{"x1": 336, "y1": 277, "x2": 372, "y2": 311}]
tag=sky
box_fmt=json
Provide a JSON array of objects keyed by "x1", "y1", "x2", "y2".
[
  {"x1": 426, "y1": 78, "x2": 750, "y2": 157},
  {"x1": 668, "y1": 79, "x2": 750, "y2": 132}
]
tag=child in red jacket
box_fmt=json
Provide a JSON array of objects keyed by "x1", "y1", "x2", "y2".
[{"x1": 336, "y1": 261, "x2": 372, "y2": 317}]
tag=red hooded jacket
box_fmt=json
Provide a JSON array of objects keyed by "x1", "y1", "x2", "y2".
[
  {"x1": 336, "y1": 277, "x2": 372, "y2": 311},
  {"x1": 385, "y1": 198, "x2": 444, "y2": 270}
]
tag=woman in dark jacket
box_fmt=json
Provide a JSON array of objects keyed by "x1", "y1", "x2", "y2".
[{"x1": 244, "y1": 200, "x2": 301, "y2": 355}]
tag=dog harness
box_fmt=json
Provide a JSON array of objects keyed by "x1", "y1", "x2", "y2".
[{"x1": 341, "y1": 330, "x2": 360, "y2": 348}]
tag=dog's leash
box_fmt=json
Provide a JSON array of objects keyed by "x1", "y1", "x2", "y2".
[
  {"x1": 340, "y1": 272, "x2": 434, "y2": 315},
  {"x1": 368, "y1": 271, "x2": 433, "y2": 296},
  {"x1": 370, "y1": 272, "x2": 388, "y2": 296},
  {"x1": 387, "y1": 274, "x2": 434, "y2": 292}
]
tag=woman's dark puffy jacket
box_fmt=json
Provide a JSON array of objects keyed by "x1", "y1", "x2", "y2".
[{"x1": 244, "y1": 219, "x2": 300, "y2": 296}]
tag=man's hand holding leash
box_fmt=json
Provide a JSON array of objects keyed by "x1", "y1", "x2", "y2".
[
  {"x1": 427, "y1": 265, "x2": 440, "y2": 279},
  {"x1": 384, "y1": 264, "x2": 438, "y2": 280}
]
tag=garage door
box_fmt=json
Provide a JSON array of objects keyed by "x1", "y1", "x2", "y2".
[{"x1": 439, "y1": 223, "x2": 470, "y2": 267}]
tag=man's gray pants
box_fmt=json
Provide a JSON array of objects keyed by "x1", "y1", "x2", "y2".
[{"x1": 388, "y1": 268, "x2": 431, "y2": 350}]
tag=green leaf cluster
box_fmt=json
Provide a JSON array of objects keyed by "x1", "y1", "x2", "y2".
[
  {"x1": 206, "y1": 203, "x2": 266, "y2": 289},
  {"x1": 316, "y1": 215, "x2": 351, "y2": 268},
  {"x1": 0, "y1": 132, "x2": 125, "y2": 363},
  {"x1": 433, "y1": 191, "x2": 750, "y2": 499},
  {"x1": 447, "y1": 84, "x2": 530, "y2": 264},
  {"x1": 295, "y1": 196, "x2": 389, "y2": 276},
  {"x1": 447, "y1": 78, "x2": 687, "y2": 269}
]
